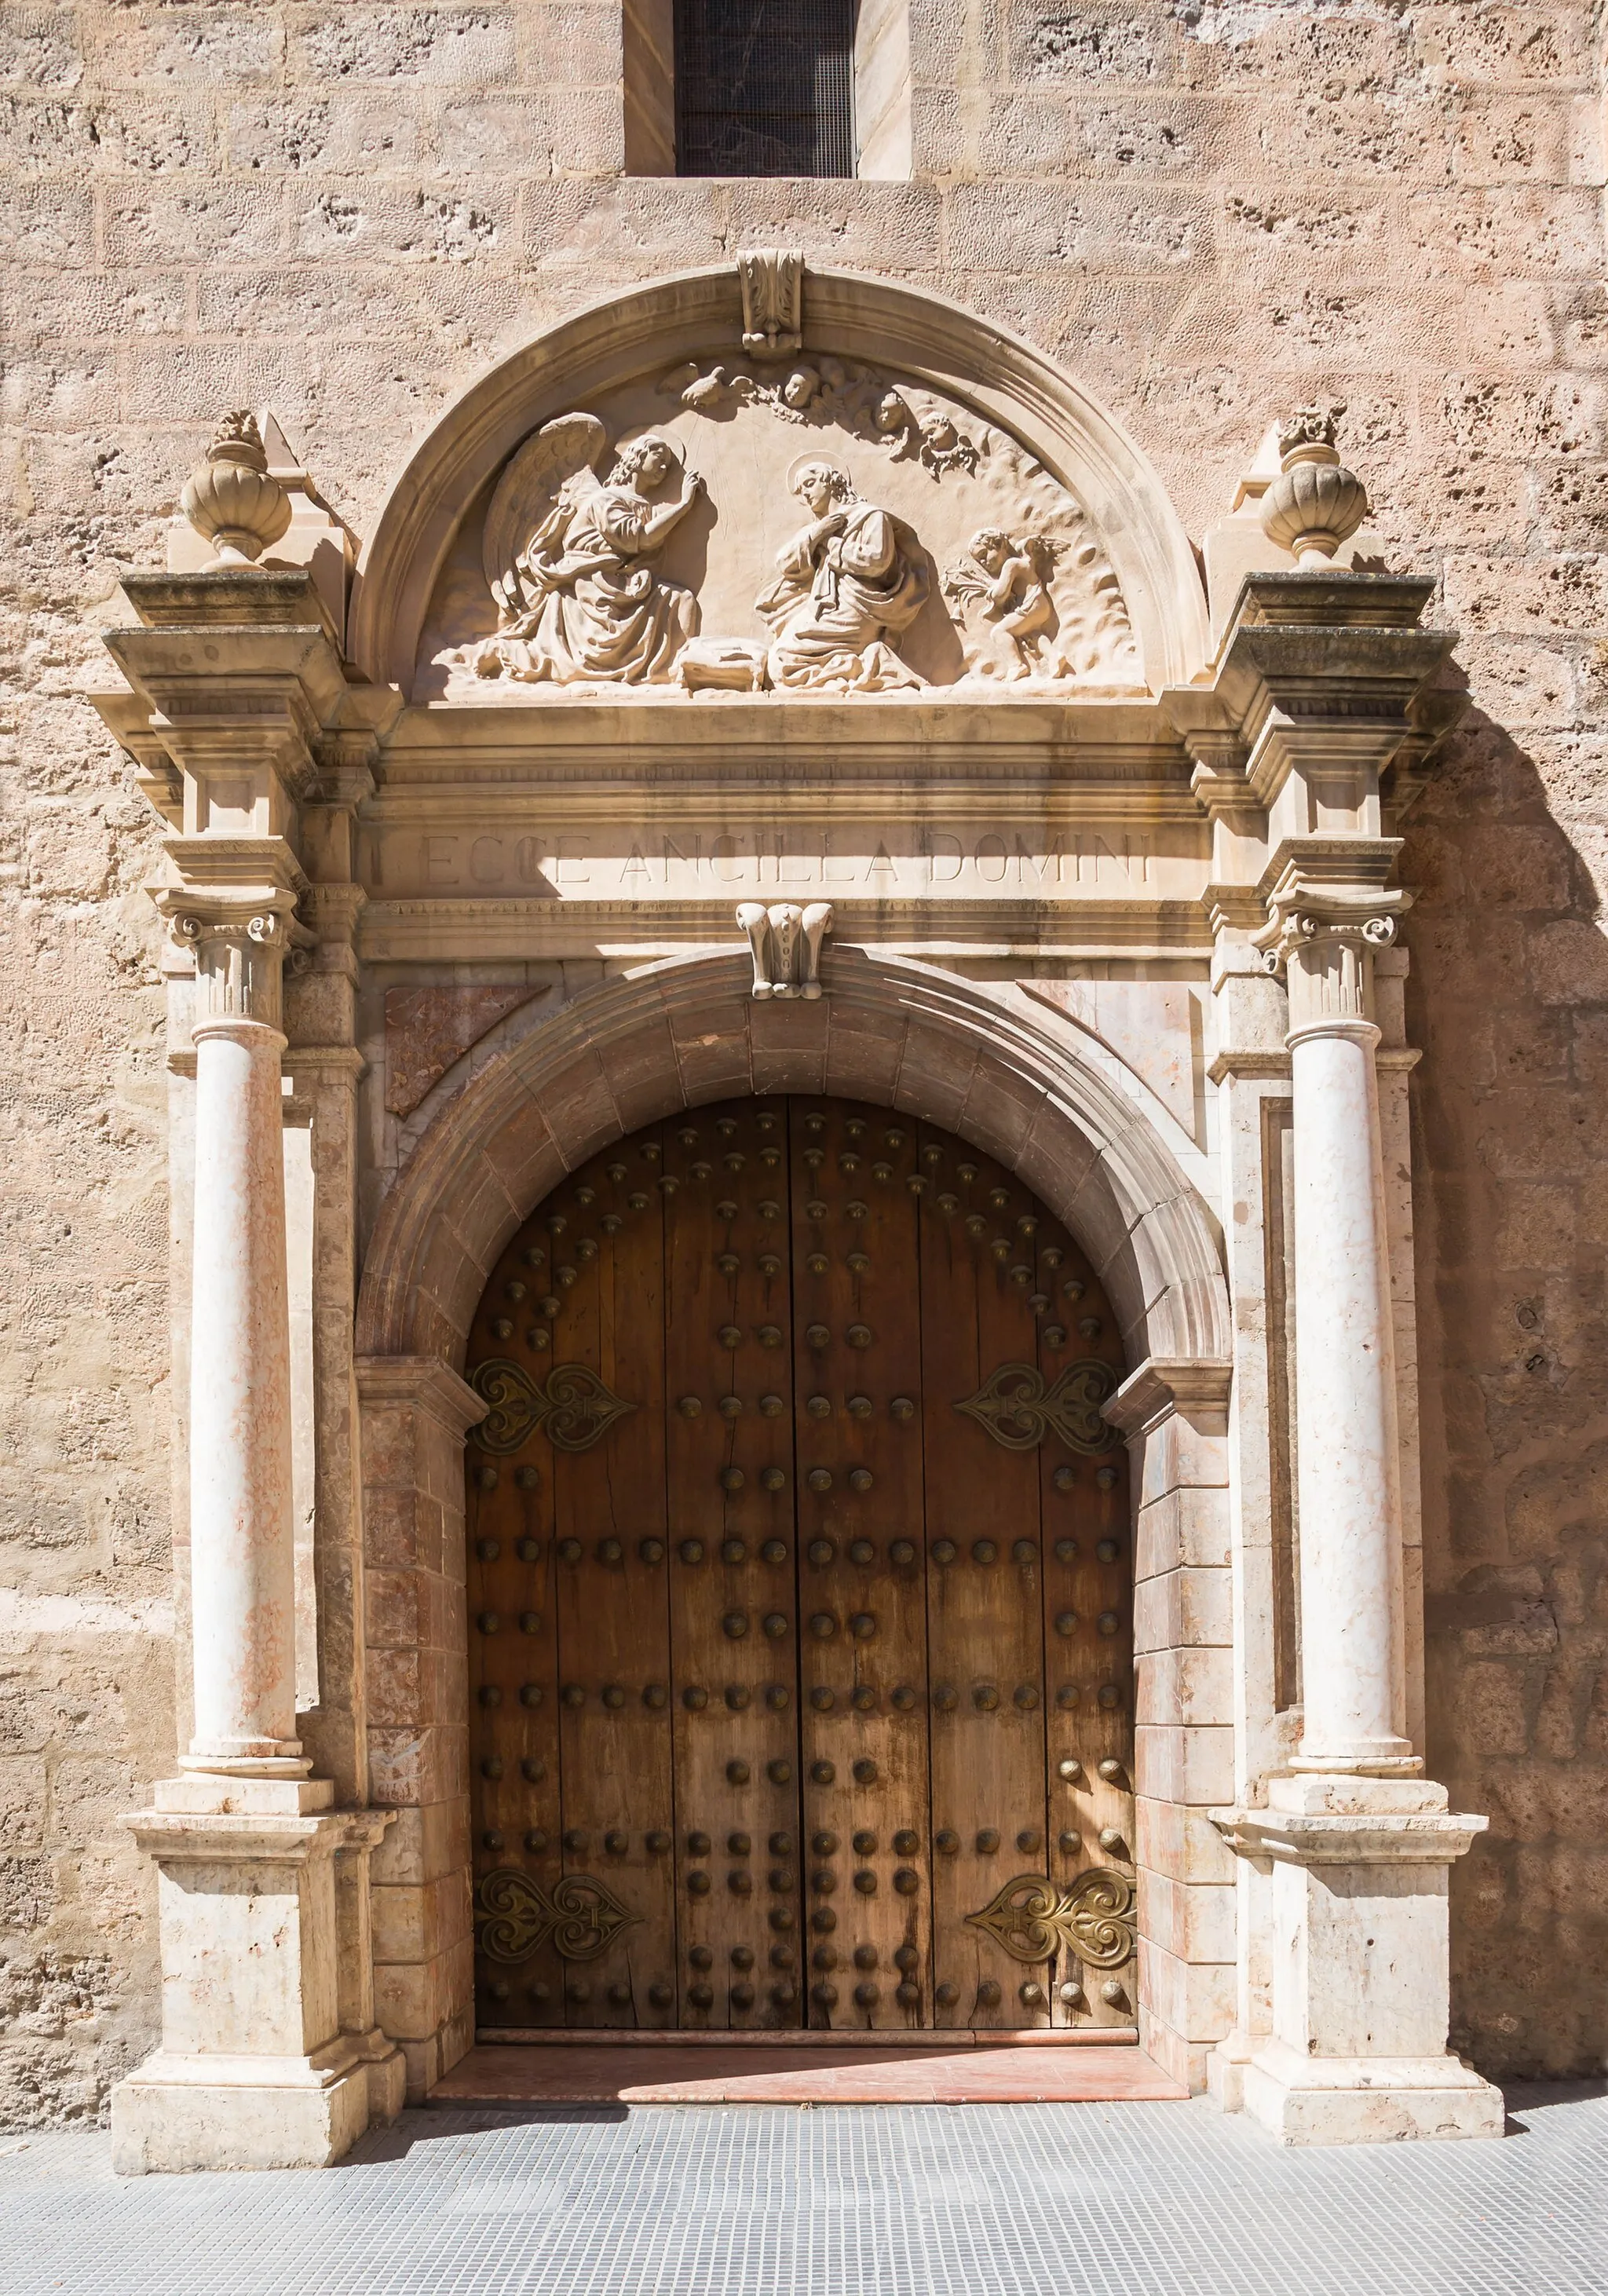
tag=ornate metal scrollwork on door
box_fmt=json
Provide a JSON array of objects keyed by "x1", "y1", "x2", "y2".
[
  {"x1": 964, "y1": 1870, "x2": 1135, "y2": 1969},
  {"x1": 470, "y1": 1359, "x2": 637, "y2": 1454},
  {"x1": 954, "y1": 1360, "x2": 1116, "y2": 1453},
  {"x1": 474, "y1": 1868, "x2": 641, "y2": 1964}
]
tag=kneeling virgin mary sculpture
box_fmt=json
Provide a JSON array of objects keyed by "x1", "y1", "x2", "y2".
[{"x1": 757, "y1": 457, "x2": 929, "y2": 693}]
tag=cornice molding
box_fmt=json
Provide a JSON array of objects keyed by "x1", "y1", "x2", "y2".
[{"x1": 1102, "y1": 1355, "x2": 1233, "y2": 1438}]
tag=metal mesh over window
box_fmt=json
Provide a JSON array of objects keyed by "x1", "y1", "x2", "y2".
[{"x1": 675, "y1": 1, "x2": 855, "y2": 178}]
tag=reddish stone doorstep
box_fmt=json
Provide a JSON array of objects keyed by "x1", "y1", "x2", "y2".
[{"x1": 432, "y1": 2035, "x2": 1187, "y2": 2106}]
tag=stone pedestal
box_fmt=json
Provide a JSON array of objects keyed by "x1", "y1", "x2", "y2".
[
  {"x1": 1215, "y1": 1776, "x2": 1502, "y2": 2144},
  {"x1": 111, "y1": 1793, "x2": 404, "y2": 2174}
]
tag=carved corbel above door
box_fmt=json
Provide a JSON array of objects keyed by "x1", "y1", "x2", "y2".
[{"x1": 737, "y1": 247, "x2": 803, "y2": 359}]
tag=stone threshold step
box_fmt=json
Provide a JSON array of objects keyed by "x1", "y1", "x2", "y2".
[
  {"x1": 476, "y1": 2026, "x2": 1139, "y2": 2047},
  {"x1": 433, "y1": 2041, "x2": 1186, "y2": 2107}
]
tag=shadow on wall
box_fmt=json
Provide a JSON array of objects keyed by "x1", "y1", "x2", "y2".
[{"x1": 1407, "y1": 698, "x2": 1608, "y2": 2082}]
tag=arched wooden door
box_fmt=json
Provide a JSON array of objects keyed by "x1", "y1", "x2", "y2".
[{"x1": 466, "y1": 1098, "x2": 1135, "y2": 2035}]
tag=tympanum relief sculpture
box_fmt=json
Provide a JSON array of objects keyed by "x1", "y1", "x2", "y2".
[
  {"x1": 430, "y1": 367, "x2": 1140, "y2": 700},
  {"x1": 944, "y1": 528, "x2": 1128, "y2": 685}
]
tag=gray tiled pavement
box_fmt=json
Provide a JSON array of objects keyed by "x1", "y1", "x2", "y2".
[{"x1": 0, "y1": 2087, "x2": 1603, "y2": 2296}]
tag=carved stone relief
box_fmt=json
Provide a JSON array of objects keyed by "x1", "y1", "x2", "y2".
[
  {"x1": 737, "y1": 247, "x2": 803, "y2": 360},
  {"x1": 660, "y1": 351, "x2": 983, "y2": 476},
  {"x1": 465, "y1": 418, "x2": 704, "y2": 686},
  {"x1": 736, "y1": 900, "x2": 833, "y2": 1000},
  {"x1": 680, "y1": 458, "x2": 926, "y2": 695},
  {"x1": 425, "y1": 366, "x2": 1142, "y2": 702}
]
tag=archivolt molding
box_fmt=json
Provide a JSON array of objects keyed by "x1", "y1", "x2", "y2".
[
  {"x1": 350, "y1": 266, "x2": 1210, "y2": 697},
  {"x1": 354, "y1": 946, "x2": 1231, "y2": 1382}
]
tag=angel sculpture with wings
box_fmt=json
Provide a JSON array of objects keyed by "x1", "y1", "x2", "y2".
[
  {"x1": 942, "y1": 528, "x2": 1067, "y2": 682},
  {"x1": 472, "y1": 416, "x2": 703, "y2": 686}
]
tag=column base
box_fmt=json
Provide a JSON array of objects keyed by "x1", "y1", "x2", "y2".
[
  {"x1": 1206, "y1": 2027, "x2": 1253, "y2": 2114},
  {"x1": 111, "y1": 2028, "x2": 404, "y2": 2174},
  {"x1": 1211, "y1": 1775, "x2": 1498, "y2": 2147},
  {"x1": 1241, "y1": 2035, "x2": 1504, "y2": 2146},
  {"x1": 118, "y1": 1792, "x2": 404, "y2": 2173}
]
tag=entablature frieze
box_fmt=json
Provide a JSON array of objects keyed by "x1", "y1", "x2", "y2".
[
  {"x1": 353, "y1": 896, "x2": 1215, "y2": 968},
  {"x1": 348, "y1": 694, "x2": 1214, "y2": 954},
  {"x1": 365, "y1": 694, "x2": 1191, "y2": 788}
]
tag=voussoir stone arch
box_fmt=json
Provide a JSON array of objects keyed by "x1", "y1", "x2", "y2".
[
  {"x1": 349, "y1": 265, "x2": 1211, "y2": 696},
  {"x1": 354, "y1": 949, "x2": 1232, "y2": 1386}
]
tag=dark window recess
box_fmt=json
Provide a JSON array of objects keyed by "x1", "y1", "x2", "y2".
[{"x1": 675, "y1": 0, "x2": 855, "y2": 177}]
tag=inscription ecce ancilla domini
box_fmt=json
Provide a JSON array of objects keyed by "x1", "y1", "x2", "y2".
[{"x1": 376, "y1": 827, "x2": 1158, "y2": 897}]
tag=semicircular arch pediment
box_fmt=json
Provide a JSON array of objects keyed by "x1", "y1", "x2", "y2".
[
  {"x1": 354, "y1": 949, "x2": 1230, "y2": 1388},
  {"x1": 350, "y1": 265, "x2": 1209, "y2": 701}
]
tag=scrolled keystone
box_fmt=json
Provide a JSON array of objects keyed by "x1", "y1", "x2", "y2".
[
  {"x1": 181, "y1": 410, "x2": 292, "y2": 566},
  {"x1": 1259, "y1": 404, "x2": 1368, "y2": 566}
]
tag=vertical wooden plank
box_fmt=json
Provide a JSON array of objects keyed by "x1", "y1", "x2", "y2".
[
  {"x1": 663, "y1": 1100, "x2": 804, "y2": 2029},
  {"x1": 792, "y1": 1099, "x2": 930, "y2": 2031},
  {"x1": 466, "y1": 1232, "x2": 562, "y2": 2031},
  {"x1": 544, "y1": 1139, "x2": 676, "y2": 2028},
  {"x1": 920, "y1": 1134, "x2": 1052, "y2": 2030}
]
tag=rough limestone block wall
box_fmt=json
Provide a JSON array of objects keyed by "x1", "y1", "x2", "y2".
[{"x1": 0, "y1": 0, "x2": 1605, "y2": 2111}]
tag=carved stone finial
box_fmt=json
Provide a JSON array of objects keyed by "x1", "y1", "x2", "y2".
[
  {"x1": 737, "y1": 248, "x2": 803, "y2": 360},
  {"x1": 736, "y1": 901, "x2": 832, "y2": 1000},
  {"x1": 181, "y1": 410, "x2": 293, "y2": 567},
  {"x1": 1259, "y1": 403, "x2": 1368, "y2": 566}
]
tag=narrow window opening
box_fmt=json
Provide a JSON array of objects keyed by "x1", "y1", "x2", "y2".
[
  {"x1": 674, "y1": 0, "x2": 856, "y2": 177},
  {"x1": 627, "y1": 5, "x2": 912, "y2": 180}
]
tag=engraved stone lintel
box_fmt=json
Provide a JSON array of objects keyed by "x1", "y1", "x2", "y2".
[
  {"x1": 736, "y1": 901, "x2": 833, "y2": 1000},
  {"x1": 737, "y1": 247, "x2": 803, "y2": 359}
]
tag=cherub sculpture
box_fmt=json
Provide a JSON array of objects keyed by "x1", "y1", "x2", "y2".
[
  {"x1": 470, "y1": 415, "x2": 703, "y2": 686},
  {"x1": 944, "y1": 527, "x2": 1066, "y2": 681}
]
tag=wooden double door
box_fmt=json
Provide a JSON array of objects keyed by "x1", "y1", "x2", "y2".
[{"x1": 466, "y1": 1097, "x2": 1135, "y2": 2034}]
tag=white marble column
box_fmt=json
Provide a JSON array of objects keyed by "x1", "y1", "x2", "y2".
[
  {"x1": 1211, "y1": 879, "x2": 1501, "y2": 2144},
  {"x1": 113, "y1": 888, "x2": 404, "y2": 2173},
  {"x1": 1280, "y1": 913, "x2": 1417, "y2": 1776},
  {"x1": 181, "y1": 909, "x2": 304, "y2": 1774}
]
